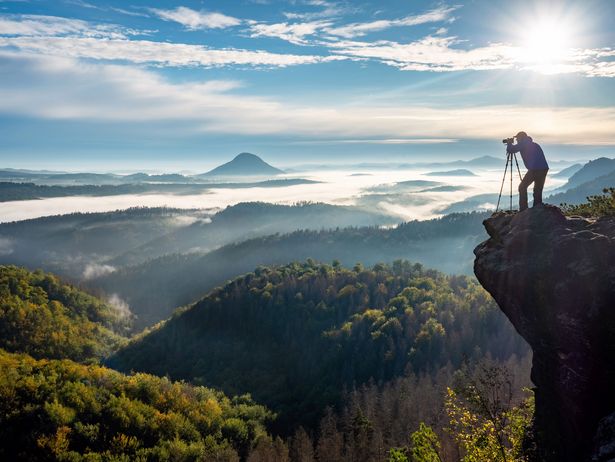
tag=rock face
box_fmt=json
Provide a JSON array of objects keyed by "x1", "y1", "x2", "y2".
[{"x1": 474, "y1": 204, "x2": 615, "y2": 462}]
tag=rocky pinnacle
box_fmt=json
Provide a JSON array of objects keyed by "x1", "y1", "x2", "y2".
[{"x1": 474, "y1": 204, "x2": 615, "y2": 462}]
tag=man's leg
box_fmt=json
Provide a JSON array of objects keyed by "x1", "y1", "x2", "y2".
[
  {"x1": 518, "y1": 170, "x2": 536, "y2": 211},
  {"x1": 532, "y1": 169, "x2": 548, "y2": 206}
]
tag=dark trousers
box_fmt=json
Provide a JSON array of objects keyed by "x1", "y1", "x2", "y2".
[{"x1": 519, "y1": 169, "x2": 548, "y2": 210}]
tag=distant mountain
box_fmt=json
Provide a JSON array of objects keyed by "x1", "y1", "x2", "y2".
[
  {"x1": 148, "y1": 173, "x2": 191, "y2": 182},
  {"x1": 438, "y1": 166, "x2": 615, "y2": 213},
  {"x1": 422, "y1": 185, "x2": 470, "y2": 192},
  {"x1": 560, "y1": 158, "x2": 615, "y2": 190},
  {"x1": 374, "y1": 155, "x2": 504, "y2": 170},
  {"x1": 405, "y1": 155, "x2": 503, "y2": 170},
  {"x1": 452, "y1": 156, "x2": 504, "y2": 168},
  {"x1": 425, "y1": 169, "x2": 476, "y2": 177},
  {"x1": 548, "y1": 170, "x2": 615, "y2": 205},
  {"x1": 122, "y1": 172, "x2": 150, "y2": 182},
  {"x1": 367, "y1": 180, "x2": 441, "y2": 193},
  {"x1": 200, "y1": 153, "x2": 284, "y2": 177},
  {"x1": 0, "y1": 168, "x2": 66, "y2": 174},
  {"x1": 48, "y1": 173, "x2": 119, "y2": 183},
  {"x1": 290, "y1": 155, "x2": 505, "y2": 171},
  {"x1": 0, "y1": 170, "x2": 42, "y2": 180},
  {"x1": 552, "y1": 163, "x2": 583, "y2": 179},
  {"x1": 0, "y1": 170, "x2": 194, "y2": 185},
  {"x1": 0, "y1": 178, "x2": 317, "y2": 202}
]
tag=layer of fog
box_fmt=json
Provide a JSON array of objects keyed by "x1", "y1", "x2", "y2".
[
  {"x1": 106, "y1": 293, "x2": 132, "y2": 319},
  {"x1": 83, "y1": 263, "x2": 116, "y2": 280},
  {"x1": 0, "y1": 168, "x2": 568, "y2": 223}
]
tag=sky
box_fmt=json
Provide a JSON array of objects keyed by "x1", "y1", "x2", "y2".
[{"x1": 0, "y1": 0, "x2": 614, "y2": 171}]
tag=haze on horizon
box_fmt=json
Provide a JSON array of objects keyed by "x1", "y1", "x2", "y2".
[{"x1": 0, "y1": 0, "x2": 614, "y2": 170}]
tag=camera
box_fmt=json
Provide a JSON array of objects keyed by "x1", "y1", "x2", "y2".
[{"x1": 502, "y1": 137, "x2": 515, "y2": 144}]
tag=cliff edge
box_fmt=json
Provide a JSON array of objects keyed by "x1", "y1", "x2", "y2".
[{"x1": 474, "y1": 204, "x2": 615, "y2": 461}]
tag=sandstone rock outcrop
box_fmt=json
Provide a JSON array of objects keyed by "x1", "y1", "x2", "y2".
[{"x1": 474, "y1": 204, "x2": 615, "y2": 461}]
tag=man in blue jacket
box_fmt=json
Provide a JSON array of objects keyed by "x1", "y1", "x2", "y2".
[{"x1": 507, "y1": 131, "x2": 549, "y2": 211}]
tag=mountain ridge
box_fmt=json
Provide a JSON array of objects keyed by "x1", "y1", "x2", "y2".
[{"x1": 559, "y1": 157, "x2": 615, "y2": 191}]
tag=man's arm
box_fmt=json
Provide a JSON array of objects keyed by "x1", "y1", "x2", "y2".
[{"x1": 507, "y1": 142, "x2": 521, "y2": 154}]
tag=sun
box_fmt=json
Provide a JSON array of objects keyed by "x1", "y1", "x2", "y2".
[
  {"x1": 517, "y1": 15, "x2": 576, "y2": 73},
  {"x1": 524, "y1": 18, "x2": 571, "y2": 61}
]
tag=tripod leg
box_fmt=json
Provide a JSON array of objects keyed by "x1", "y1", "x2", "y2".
[
  {"x1": 510, "y1": 155, "x2": 513, "y2": 211},
  {"x1": 495, "y1": 153, "x2": 510, "y2": 213},
  {"x1": 513, "y1": 153, "x2": 523, "y2": 180}
]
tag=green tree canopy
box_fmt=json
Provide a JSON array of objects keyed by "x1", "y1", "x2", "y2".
[
  {"x1": 0, "y1": 349, "x2": 273, "y2": 461},
  {"x1": 0, "y1": 265, "x2": 129, "y2": 363}
]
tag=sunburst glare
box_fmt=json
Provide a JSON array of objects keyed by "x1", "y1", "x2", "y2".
[{"x1": 515, "y1": 11, "x2": 578, "y2": 74}]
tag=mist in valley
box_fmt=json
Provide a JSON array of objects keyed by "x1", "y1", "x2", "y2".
[
  {"x1": 0, "y1": 165, "x2": 569, "y2": 223},
  {"x1": 0, "y1": 159, "x2": 580, "y2": 331}
]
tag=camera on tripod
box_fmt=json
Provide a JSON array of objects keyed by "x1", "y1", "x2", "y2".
[{"x1": 502, "y1": 137, "x2": 515, "y2": 144}]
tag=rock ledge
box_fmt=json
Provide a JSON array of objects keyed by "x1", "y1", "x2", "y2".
[{"x1": 474, "y1": 205, "x2": 615, "y2": 461}]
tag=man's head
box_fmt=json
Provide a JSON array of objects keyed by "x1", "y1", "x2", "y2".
[{"x1": 516, "y1": 131, "x2": 529, "y2": 141}]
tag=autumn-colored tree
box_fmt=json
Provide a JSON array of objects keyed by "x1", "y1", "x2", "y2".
[
  {"x1": 0, "y1": 349, "x2": 272, "y2": 461},
  {"x1": 445, "y1": 362, "x2": 534, "y2": 462}
]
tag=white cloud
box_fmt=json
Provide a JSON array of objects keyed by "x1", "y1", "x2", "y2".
[
  {"x1": 249, "y1": 20, "x2": 332, "y2": 45},
  {"x1": 258, "y1": 6, "x2": 455, "y2": 45},
  {"x1": 63, "y1": 1, "x2": 149, "y2": 18},
  {"x1": 1, "y1": 52, "x2": 614, "y2": 145},
  {"x1": 64, "y1": 0, "x2": 99, "y2": 10},
  {"x1": 0, "y1": 13, "x2": 341, "y2": 68},
  {"x1": 151, "y1": 6, "x2": 241, "y2": 30},
  {"x1": 328, "y1": 35, "x2": 615, "y2": 77},
  {"x1": 109, "y1": 7, "x2": 149, "y2": 18},
  {"x1": 2, "y1": 13, "x2": 612, "y2": 78},
  {"x1": 283, "y1": 0, "x2": 350, "y2": 20},
  {"x1": 329, "y1": 36, "x2": 518, "y2": 71},
  {"x1": 0, "y1": 14, "x2": 139, "y2": 38},
  {"x1": 325, "y1": 6, "x2": 458, "y2": 38},
  {"x1": 584, "y1": 62, "x2": 615, "y2": 78},
  {"x1": 0, "y1": 36, "x2": 346, "y2": 67}
]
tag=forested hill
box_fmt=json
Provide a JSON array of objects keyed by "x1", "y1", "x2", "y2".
[
  {"x1": 111, "y1": 201, "x2": 398, "y2": 267},
  {"x1": 95, "y1": 211, "x2": 488, "y2": 330},
  {"x1": 0, "y1": 349, "x2": 273, "y2": 461},
  {"x1": 0, "y1": 179, "x2": 317, "y2": 201},
  {"x1": 0, "y1": 202, "x2": 396, "y2": 277},
  {"x1": 0, "y1": 265, "x2": 278, "y2": 460},
  {"x1": 0, "y1": 265, "x2": 128, "y2": 362},
  {"x1": 109, "y1": 260, "x2": 529, "y2": 432}
]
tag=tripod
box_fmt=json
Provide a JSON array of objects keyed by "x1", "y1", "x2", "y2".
[{"x1": 495, "y1": 149, "x2": 523, "y2": 212}]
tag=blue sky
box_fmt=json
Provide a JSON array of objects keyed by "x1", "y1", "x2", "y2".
[{"x1": 0, "y1": 0, "x2": 614, "y2": 170}]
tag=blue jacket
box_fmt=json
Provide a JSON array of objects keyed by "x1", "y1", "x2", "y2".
[{"x1": 507, "y1": 137, "x2": 548, "y2": 170}]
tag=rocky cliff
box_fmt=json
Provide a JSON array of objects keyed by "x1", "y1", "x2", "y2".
[{"x1": 474, "y1": 204, "x2": 615, "y2": 462}]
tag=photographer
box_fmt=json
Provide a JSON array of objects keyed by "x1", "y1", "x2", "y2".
[{"x1": 506, "y1": 131, "x2": 549, "y2": 211}]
